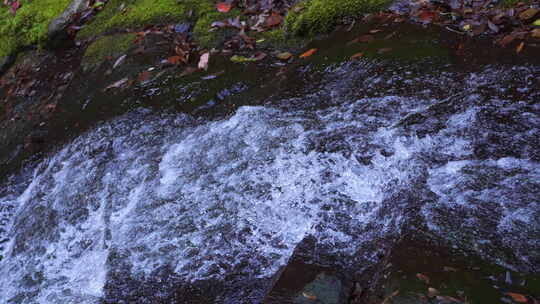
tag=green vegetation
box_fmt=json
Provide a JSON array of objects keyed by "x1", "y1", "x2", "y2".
[
  {"x1": 77, "y1": 0, "x2": 191, "y2": 38},
  {"x1": 0, "y1": 0, "x2": 71, "y2": 57},
  {"x1": 192, "y1": 3, "x2": 240, "y2": 49},
  {"x1": 284, "y1": 0, "x2": 391, "y2": 36},
  {"x1": 82, "y1": 33, "x2": 135, "y2": 70}
]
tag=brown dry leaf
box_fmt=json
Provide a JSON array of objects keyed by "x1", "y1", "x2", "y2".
[
  {"x1": 499, "y1": 34, "x2": 516, "y2": 46},
  {"x1": 198, "y1": 52, "x2": 210, "y2": 70},
  {"x1": 180, "y1": 66, "x2": 198, "y2": 77},
  {"x1": 358, "y1": 35, "x2": 375, "y2": 43},
  {"x1": 137, "y1": 71, "x2": 151, "y2": 82},
  {"x1": 519, "y1": 8, "x2": 539, "y2": 21},
  {"x1": 384, "y1": 31, "x2": 397, "y2": 40},
  {"x1": 266, "y1": 12, "x2": 283, "y2": 27},
  {"x1": 416, "y1": 273, "x2": 430, "y2": 284},
  {"x1": 506, "y1": 292, "x2": 528, "y2": 303},
  {"x1": 350, "y1": 52, "x2": 364, "y2": 60},
  {"x1": 302, "y1": 292, "x2": 317, "y2": 301},
  {"x1": 276, "y1": 52, "x2": 293, "y2": 60},
  {"x1": 382, "y1": 290, "x2": 400, "y2": 304},
  {"x1": 428, "y1": 287, "x2": 440, "y2": 297},
  {"x1": 299, "y1": 48, "x2": 317, "y2": 58},
  {"x1": 532, "y1": 29, "x2": 540, "y2": 39},
  {"x1": 516, "y1": 41, "x2": 525, "y2": 53}
]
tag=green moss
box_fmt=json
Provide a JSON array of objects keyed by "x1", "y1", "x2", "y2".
[
  {"x1": 192, "y1": 3, "x2": 241, "y2": 49},
  {"x1": 77, "y1": 0, "x2": 197, "y2": 39},
  {"x1": 82, "y1": 33, "x2": 136, "y2": 69},
  {"x1": 284, "y1": 0, "x2": 391, "y2": 36},
  {"x1": 0, "y1": 0, "x2": 71, "y2": 57}
]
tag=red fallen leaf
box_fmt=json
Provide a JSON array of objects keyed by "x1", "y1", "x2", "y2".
[
  {"x1": 137, "y1": 71, "x2": 151, "y2": 82},
  {"x1": 499, "y1": 35, "x2": 515, "y2": 46},
  {"x1": 350, "y1": 52, "x2": 364, "y2": 60},
  {"x1": 358, "y1": 35, "x2": 375, "y2": 43},
  {"x1": 10, "y1": 0, "x2": 20, "y2": 15},
  {"x1": 299, "y1": 48, "x2": 317, "y2": 58},
  {"x1": 516, "y1": 41, "x2": 525, "y2": 53},
  {"x1": 266, "y1": 12, "x2": 283, "y2": 27},
  {"x1": 167, "y1": 55, "x2": 183, "y2": 65},
  {"x1": 216, "y1": 2, "x2": 232, "y2": 13},
  {"x1": 416, "y1": 273, "x2": 430, "y2": 284},
  {"x1": 418, "y1": 10, "x2": 437, "y2": 23},
  {"x1": 505, "y1": 292, "x2": 528, "y2": 303},
  {"x1": 253, "y1": 52, "x2": 267, "y2": 61}
]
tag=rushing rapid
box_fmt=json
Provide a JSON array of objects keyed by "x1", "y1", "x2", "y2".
[{"x1": 0, "y1": 61, "x2": 539, "y2": 303}]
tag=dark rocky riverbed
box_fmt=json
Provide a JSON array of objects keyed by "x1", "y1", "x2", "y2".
[{"x1": 0, "y1": 19, "x2": 539, "y2": 304}]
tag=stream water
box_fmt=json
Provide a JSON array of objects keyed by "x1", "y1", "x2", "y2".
[{"x1": 0, "y1": 56, "x2": 539, "y2": 303}]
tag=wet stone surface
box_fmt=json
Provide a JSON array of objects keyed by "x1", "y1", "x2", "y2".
[{"x1": 0, "y1": 23, "x2": 539, "y2": 304}]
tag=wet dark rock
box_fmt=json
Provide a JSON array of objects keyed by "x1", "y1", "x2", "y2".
[{"x1": 48, "y1": 0, "x2": 88, "y2": 41}]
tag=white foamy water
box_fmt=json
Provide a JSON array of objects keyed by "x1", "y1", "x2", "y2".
[{"x1": 0, "y1": 64, "x2": 539, "y2": 303}]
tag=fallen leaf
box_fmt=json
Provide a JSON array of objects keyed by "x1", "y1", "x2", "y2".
[
  {"x1": 369, "y1": 29, "x2": 383, "y2": 34},
  {"x1": 167, "y1": 56, "x2": 183, "y2": 65},
  {"x1": 443, "y1": 266, "x2": 457, "y2": 272},
  {"x1": 180, "y1": 66, "x2": 198, "y2": 77},
  {"x1": 377, "y1": 47, "x2": 392, "y2": 54},
  {"x1": 499, "y1": 34, "x2": 516, "y2": 46},
  {"x1": 418, "y1": 10, "x2": 437, "y2": 23},
  {"x1": 10, "y1": 0, "x2": 20, "y2": 15},
  {"x1": 299, "y1": 48, "x2": 317, "y2": 58},
  {"x1": 436, "y1": 295, "x2": 463, "y2": 303},
  {"x1": 382, "y1": 290, "x2": 400, "y2": 304},
  {"x1": 276, "y1": 52, "x2": 293, "y2": 60},
  {"x1": 487, "y1": 20, "x2": 499, "y2": 33},
  {"x1": 230, "y1": 55, "x2": 257, "y2": 63},
  {"x1": 384, "y1": 31, "x2": 397, "y2": 40},
  {"x1": 216, "y1": 2, "x2": 232, "y2": 13},
  {"x1": 266, "y1": 12, "x2": 283, "y2": 27},
  {"x1": 253, "y1": 52, "x2": 267, "y2": 61},
  {"x1": 428, "y1": 287, "x2": 440, "y2": 297},
  {"x1": 532, "y1": 29, "x2": 540, "y2": 38},
  {"x1": 519, "y1": 8, "x2": 539, "y2": 21},
  {"x1": 506, "y1": 292, "x2": 528, "y2": 303},
  {"x1": 516, "y1": 41, "x2": 525, "y2": 53},
  {"x1": 302, "y1": 292, "x2": 317, "y2": 301},
  {"x1": 534, "y1": 19, "x2": 540, "y2": 26},
  {"x1": 357, "y1": 35, "x2": 375, "y2": 43},
  {"x1": 463, "y1": 24, "x2": 471, "y2": 31},
  {"x1": 104, "y1": 78, "x2": 129, "y2": 91},
  {"x1": 198, "y1": 52, "x2": 210, "y2": 70},
  {"x1": 112, "y1": 54, "x2": 127, "y2": 69},
  {"x1": 137, "y1": 71, "x2": 151, "y2": 82},
  {"x1": 416, "y1": 273, "x2": 430, "y2": 284},
  {"x1": 350, "y1": 52, "x2": 364, "y2": 59}
]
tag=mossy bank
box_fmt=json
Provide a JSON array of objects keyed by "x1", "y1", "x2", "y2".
[{"x1": 0, "y1": 0, "x2": 72, "y2": 57}]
